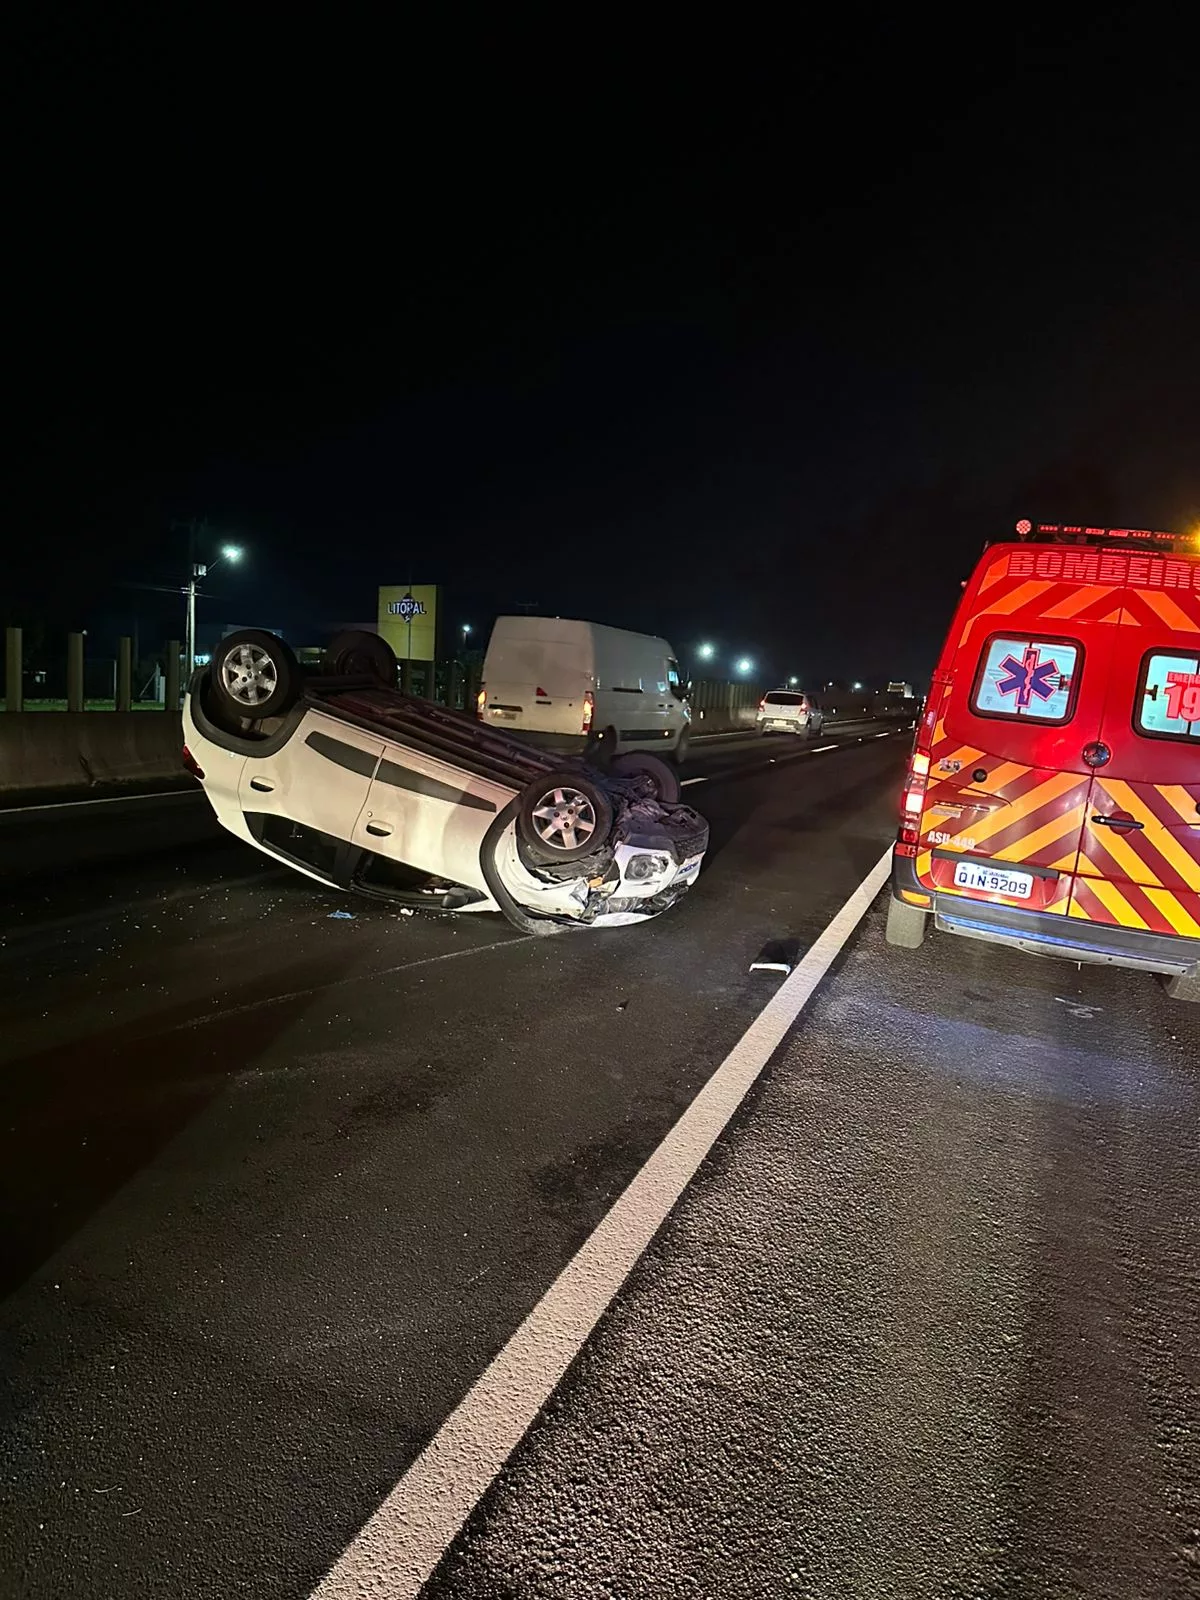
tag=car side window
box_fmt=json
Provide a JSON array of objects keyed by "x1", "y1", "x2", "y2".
[
  {"x1": 1135, "y1": 650, "x2": 1200, "y2": 742},
  {"x1": 971, "y1": 633, "x2": 1082, "y2": 724}
]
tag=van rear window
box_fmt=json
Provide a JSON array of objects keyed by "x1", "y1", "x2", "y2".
[
  {"x1": 1136, "y1": 651, "x2": 1200, "y2": 743},
  {"x1": 971, "y1": 634, "x2": 1081, "y2": 724}
]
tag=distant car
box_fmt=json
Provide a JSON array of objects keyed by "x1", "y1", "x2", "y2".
[
  {"x1": 755, "y1": 689, "x2": 824, "y2": 737},
  {"x1": 479, "y1": 615, "x2": 691, "y2": 762},
  {"x1": 183, "y1": 629, "x2": 709, "y2": 934}
]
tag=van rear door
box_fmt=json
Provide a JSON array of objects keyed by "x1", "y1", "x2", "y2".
[
  {"x1": 914, "y1": 545, "x2": 1118, "y2": 915},
  {"x1": 1068, "y1": 571, "x2": 1200, "y2": 939}
]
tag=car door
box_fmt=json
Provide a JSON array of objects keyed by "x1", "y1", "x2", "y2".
[
  {"x1": 1068, "y1": 607, "x2": 1200, "y2": 940},
  {"x1": 237, "y1": 710, "x2": 384, "y2": 876},
  {"x1": 914, "y1": 621, "x2": 1112, "y2": 916}
]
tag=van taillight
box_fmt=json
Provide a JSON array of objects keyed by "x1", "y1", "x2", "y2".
[
  {"x1": 895, "y1": 676, "x2": 946, "y2": 855},
  {"x1": 182, "y1": 745, "x2": 205, "y2": 781},
  {"x1": 476, "y1": 684, "x2": 487, "y2": 719},
  {"x1": 582, "y1": 691, "x2": 595, "y2": 734}
]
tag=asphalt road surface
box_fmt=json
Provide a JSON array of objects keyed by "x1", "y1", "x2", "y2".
[{"x1": 2, "y1": 719, "x2": 1196, "y2": 1600}]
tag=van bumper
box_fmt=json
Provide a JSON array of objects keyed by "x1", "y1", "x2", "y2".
[
  {"x1": 891, "y1": 853, "x2": 1200, "y2": 978},
  {"x1": 490, "y1": 727, "x2": 589, "y2": 756}
]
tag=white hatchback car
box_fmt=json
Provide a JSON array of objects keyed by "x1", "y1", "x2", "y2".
[
  {"x1": 755, "y1": 689, "x2": 824, "y2": 737},
  {"x1": 183, "y1": 630, "x2": 709, "y2": 933}
]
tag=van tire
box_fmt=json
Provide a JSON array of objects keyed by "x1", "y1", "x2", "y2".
[
  {"x1": 885, "y1": 896, "x2": 927, "y2": 949},
  {"x1": 517, "y1": 772, "x2": 614, "y2": 866},
  {"x1": 608, "y1": 751, "x2": 682, "y2": 804},
  {"x1": 673, "y1": 728, "x2": 690, "y2": 766},
  {"x1": 1162, "y1": 969, "x2": 1200, "y2": 1003},
  {"x1": 209, "y1": 630, "x2": 301, "y2": 725}
]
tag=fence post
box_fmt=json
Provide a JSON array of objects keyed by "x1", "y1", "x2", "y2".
[
  {"x1": 5, "y1": 626, "x2": 22, "y2": 712},
  {"x1": 116, "y1": 636, "x2": 132, "y2": 712},
  {"x1": 67, "y1": 632, "x2": 85, "y2": 712},
  {"x1": 164, "y1": 640, "x2": 181, "y2": 711}
]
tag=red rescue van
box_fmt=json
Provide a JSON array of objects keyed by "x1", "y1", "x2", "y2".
[{"x1": 888, "y1": 522, "x2": 1200, "y2": 1001}]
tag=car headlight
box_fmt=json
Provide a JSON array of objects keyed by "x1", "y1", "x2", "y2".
[{"x1": 624, "y1": 852, "x2": 673, "y2": 883}]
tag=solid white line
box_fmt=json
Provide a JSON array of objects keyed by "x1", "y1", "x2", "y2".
[
  {"x1": 679, "y1": 776, "x2": 708, "y2": 787},
  {"x1": 309, "y1": 846, "x2": 894, "y2": 1600},
  {"x1": 0, "y1": 789, "x2": 199, "y2": 817}
]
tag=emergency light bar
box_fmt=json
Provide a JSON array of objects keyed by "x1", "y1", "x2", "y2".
[{"x1": 1014, "y1": 519, "x2": 1190, "y2": 552}]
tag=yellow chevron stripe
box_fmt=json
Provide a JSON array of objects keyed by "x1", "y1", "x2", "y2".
[
  {"x1": 1140, "y1": 588, "x2": 1200, "y2": 635},
  {"x1": 958, "y1": 771, "x2": 1086, "y2": 850},
  {"x1": 993, "y1": 804, "x2": 1086, "y2": 863},
  {"x1": 962, "y1": 760, "x2": 1030, "y2": 796},
  {"x1": 1101, "y1": 779, "x2": 1200, "y2": 892},
  {"x1": 1087, "y1": 875, "x2": 1150, "y2": 930},
  {"x1": 1084, "y1": 813, "x2": 1164, "y2": 890},
  {"x1": 1143, "y1": 887, "x2": 1200, "y2": 940},
  {"x1": 1157, "y1": 784, "x2": 1200, "y2": 829},
  {"x1": 1040, "y1": 585, "x2": 1108, "y2": 620}
]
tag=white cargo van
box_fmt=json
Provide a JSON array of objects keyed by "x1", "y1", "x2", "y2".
[{"x1": 479, "y1": 617, "x2": 690, "y2": 760}]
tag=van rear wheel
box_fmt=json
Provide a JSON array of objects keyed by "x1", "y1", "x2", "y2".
[{"x1": 885, "y1": 896, "x2": 927, "y2": 949}]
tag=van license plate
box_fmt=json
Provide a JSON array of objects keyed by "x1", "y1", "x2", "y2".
[{"x1": 953, "y1": 862, "x2": 1033, "y2": 899}]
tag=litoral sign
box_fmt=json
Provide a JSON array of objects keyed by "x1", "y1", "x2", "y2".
[{"x1": 1007, "y1": 547, "x2": 1200, "y2": 592}]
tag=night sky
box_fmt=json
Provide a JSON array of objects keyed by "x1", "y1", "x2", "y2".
[{"x1": 8, "y1": 12, "x2": 1197, "y2": 686}]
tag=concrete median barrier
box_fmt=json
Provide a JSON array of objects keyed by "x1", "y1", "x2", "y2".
[{"x1": 0, "y1": 712, "x2": 185, "y2": 801}]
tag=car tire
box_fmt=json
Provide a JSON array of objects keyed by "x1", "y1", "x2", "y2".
[
  {"x1": 1162, "y1": 969, "x2": 1200, "y2": 1003},
  {"x1": 518, "y1": 772, "x2": 614, "y2": 865},
  {"x1": 608, "y1": 751, "x2": 682, "y2": 804},
  {"x1": 209, "y1": 630, "x2": 301, "y2": 724},
  {"x1": 885, "y1": 896, "x2": 927, "y2": 949},
  {"x1": 327, "y1": 629, "x2": 398, "y2": 684}
]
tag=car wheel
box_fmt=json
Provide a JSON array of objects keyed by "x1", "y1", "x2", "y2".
[
  {"x1": 608, "y1": 751, "x2": 682, "y2": 804},
  {"x1": 327, "y1": 629, "x2": 398, "y2": 684},
  {"x1": 885, "y1": 896, "x2": 927, "y2": 949},
  {"x1": 1162, "y1": 969, "x2": 1200, "y2": 1003},
  {"x1": 518, "y1": 772, "x2": 614, "y2": 865},
  {"x1": 209, "y1": 630, "x2": 301, "y2": 724}
]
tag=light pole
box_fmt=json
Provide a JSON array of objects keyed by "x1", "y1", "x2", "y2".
[
  {"x1": 185, "y1": 544, "x2": 242, "y2": 679},
  {"x1": 460, "y1": 623, "x2": 472, "y2": 655}
]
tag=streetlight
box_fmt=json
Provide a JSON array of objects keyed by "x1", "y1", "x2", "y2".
[
  {"x1": 852, "y1": 681, "x2": 864, "y2": 692},
  {"x1": 186, "y1": 544, "x2": 244, "y2": 679},
  {"x1": 697, "y1": 642, "x2": 715, "y2": 662},
  {"x1": 735, "y1": 657, "x2": 753, "y2": 676},
  {"x1": 788, "y1": 676, "x2": 798, "y2": 687}
]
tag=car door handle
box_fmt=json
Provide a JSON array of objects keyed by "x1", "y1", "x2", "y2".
[
  {"x1": 1091, "y1": 814, "x2": 1144, "y2": 831},
  {"x1": 249, "y1": 777, "x2": 274, "y2": 792},
  {"x1": 365, "y1": 822, "x2": 392, "y2": 837}
]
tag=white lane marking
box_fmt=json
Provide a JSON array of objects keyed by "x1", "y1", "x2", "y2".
[
  {"x1": 875, "y1": 731, "x2": 892, "y2": 738},
  {"x1": 809, "y1": 743, "x2": 838, "y2": 753},
  {"x1": 0, "y1": 789, "x2": 199, "y2": 817},
  {"x1": 309, "y1": 847, "x2": 894, "y2": 1600},
  {"x1": 680, "y1": 776, "x2": 708, "y2": 787}
]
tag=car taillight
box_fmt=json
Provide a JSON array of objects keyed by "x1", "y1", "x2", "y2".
[
  {"x1": 582, "y1": 690, "x2": 595, "y2": 734},
  {"x1": 476, "y1": 684, "x2": 487, "y2": 719},
  {"x1": 182, "y1": 745, "x2": 205, "y2": 781},
  {"x1": 758, "y1": 699, "x2": 767, "y2": 712}
]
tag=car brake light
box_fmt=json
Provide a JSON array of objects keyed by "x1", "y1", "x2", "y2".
[
  {"x1": 582, "y1": 691, "x2": 595, "y2": 734},
  {"x1": 182, "y1": 745, "x2": 205, "y2": 781},
  {"x1": 476, "y1": 684, "x2": 487, "y2": 719},
  {"x1": 758, "y1": 699, "x2": 767, "y2": 712}
]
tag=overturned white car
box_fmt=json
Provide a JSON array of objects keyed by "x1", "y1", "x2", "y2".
[{"x1": 183, "y1": 630, "x2": 709, "y2": 933}]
